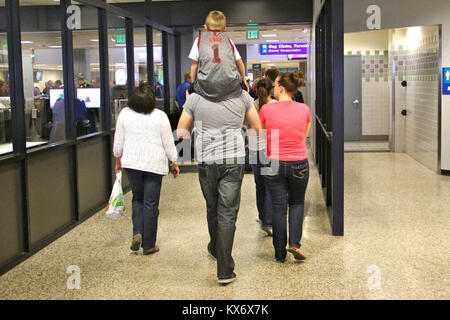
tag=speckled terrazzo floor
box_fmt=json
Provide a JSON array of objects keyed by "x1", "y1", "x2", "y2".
[{"x1": 0, "y1": 153, "x2": 449, "y2": 300}]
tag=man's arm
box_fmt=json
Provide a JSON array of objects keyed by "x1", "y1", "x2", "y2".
[
  {"x1": 245, "y1": 105, "x2": 262, "y2": 134},
  {"x1": 177, "y1": 110, "x2": 194, "y2": 139},
  {"x1": 190, "y1": 60, "x2": 198, "y2": 83},
  {"x1": 236, "y1": 59, "x2": 246, "y2": 82}
]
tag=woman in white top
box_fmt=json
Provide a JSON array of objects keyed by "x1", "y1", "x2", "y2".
[
  {"x1": 114, "y1": 82, "x2": 179, "y2": 255},
  {"x1": 249, "y1": 78, "x2": 276, "y2": 236}
]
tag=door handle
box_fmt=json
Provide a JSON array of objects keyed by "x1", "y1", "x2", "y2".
[{"x1": 353, "y1": 99, "x2": 360, "y2": 104}]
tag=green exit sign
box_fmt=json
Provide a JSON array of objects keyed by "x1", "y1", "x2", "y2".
[
  {"x1": 116, "y1": 35, "x2": 126, "y2": 44},
  {"x1": 247, "y1": 30, "x2": 259, "y2": 40}
]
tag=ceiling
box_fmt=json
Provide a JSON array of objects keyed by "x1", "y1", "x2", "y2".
[
  {"x1": 20, "y1": 27, "x2": 161, "y2": 50},
  {"x1": 17, "y1": 0, "x2": 180, "y2": 5}
]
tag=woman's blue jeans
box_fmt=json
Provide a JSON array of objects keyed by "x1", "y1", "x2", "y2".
[
  {"x1": 264, "y1": 159, "x2": 309, "y2": 261},
  {"x1": 125, "y1": 168, "x2": 163, "y2": 250}
]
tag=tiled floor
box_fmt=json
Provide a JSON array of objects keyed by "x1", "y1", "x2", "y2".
[
  {"x1": 0, "y1": 153, "x2": 448, "y2": 300},
  {"x1": 345, "y1": 141, "x2": 391, "y2": 152}
]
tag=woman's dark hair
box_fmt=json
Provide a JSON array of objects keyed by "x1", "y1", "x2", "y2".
[
  {"x1": 256, "y1": 78, "x2": 273, "y2": 111},
  {"x1": 128, "y1": 82, "x2": 156, "y2": 114},
  {"x1": 278, "y1": 71, "x2": 305, "y2": 94},
  {"x1": 264, "y1": 67, "x2": 280, "y2": 83}
]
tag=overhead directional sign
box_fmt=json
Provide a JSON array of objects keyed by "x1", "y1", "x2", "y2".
[
  {"x1": 443, "y1": 68, "x2": 450, "y2": 95},
  {"x1": 260, "y1": 43, "x2": 308, "y2": 57}
]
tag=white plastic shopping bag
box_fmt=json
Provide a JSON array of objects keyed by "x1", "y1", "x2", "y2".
[{"x1": 106, "y1": 171, "x2": 125, "y2": 219}]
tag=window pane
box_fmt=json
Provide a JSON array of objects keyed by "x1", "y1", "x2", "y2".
[
  {"x1": 153, "y1": 29, "x2": 164, "y2": 110},
  {"x1": 72, "y1": 2, "x2": 102, "y2": 137},
  {"x1": 20, "y1": 0, "x2": 65, "y2": 148},
  {"x1": 0, "y1": 1, "x2": 12, "y2": 156},
  {"x1": 134, "y1": 24, "x2": 147, "y2": 86},
  {"x1": 108, "y1": 14, "x2": 127, "y2": 129}
]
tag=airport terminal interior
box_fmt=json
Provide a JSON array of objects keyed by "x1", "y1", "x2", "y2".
[{"x1": 0, "y1": 0, "x2": 449, "y2": 300}]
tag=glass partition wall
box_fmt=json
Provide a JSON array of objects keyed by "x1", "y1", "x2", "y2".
[
  {"x1": 0, "y1": 1, "x2": 11, "y2": 156},
  {"x1": 72, "y1": 1, "x2": 102, "y2": 137},
  {"x1": 153, "y1": 29, "x2": 164, "y2": 110},
  {"x1": 134, "y1": 24, "x2": 147, "y2": 86},
  {"x1": 0, "y1": 0, "x2": 176, "y2": 276},
  {"x1": 108, "y1": 14, "x2": 128, "y2": 129},
  {"x1": 20, "y1": 0, "x2": 65, "y2": 147}
]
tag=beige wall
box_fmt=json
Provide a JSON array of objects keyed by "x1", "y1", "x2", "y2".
[{"x1": 344, "y1": 30, "x2": 389, "y2": 53}]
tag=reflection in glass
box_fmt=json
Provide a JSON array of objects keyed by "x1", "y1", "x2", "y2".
[
  {"x1": 0, "y1": 1, "x2": 12, "y2": 155},
  {"x1": 72, "y1": 2, "x2": 102, "y2": 137},
  {"x1": 20, "y1": 0, "x2": 65, "y2": 148},
  {"x1": 108, "y1": 14, "x2": 128, "y2": 129},
  {"x1": 153, "y1": 29, "x2": 164, "y2": 110},
  {"x1": 134, "y1": 24, "x2": 147, "y2": 86}
]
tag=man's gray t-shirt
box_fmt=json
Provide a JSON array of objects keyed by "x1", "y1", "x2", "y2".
[{"x1": 183, "y1": 90, "x2": 253, "y2": 163}]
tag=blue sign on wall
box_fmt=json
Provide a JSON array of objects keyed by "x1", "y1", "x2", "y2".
[{"x1": 444, "y1": 68, "x2": 450, "y2": 95}]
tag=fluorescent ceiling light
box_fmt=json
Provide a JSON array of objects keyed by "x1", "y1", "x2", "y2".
[
  {"x1": 266, "y1": 40, "x2": 279, "y2": 42},
  {"x1": 21, "y1": 41, "x2": 33, "y2": 44},
  {"x1": 49, "y1": 45, "x2": 62, "y2": 48},
  {"x1": 90, "y1": 39, "x2": 99, "y2": 42},
  {"x1": 262, "y1": 34, "x2": 277, "y2": 37}
]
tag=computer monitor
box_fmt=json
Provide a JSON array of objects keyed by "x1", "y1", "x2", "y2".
[
  {"x1": 49, "y1": 88, "x2": 64, "y2": 109},
  {"x1": 34, "y1": 71, "x2": 43, "y2": 82},
  {"x1": 77, "y1": 88, "x2": 101, "y2": 108},
  {"x1": 0, "y1": 97, "x2": 10, "y2": 109}
]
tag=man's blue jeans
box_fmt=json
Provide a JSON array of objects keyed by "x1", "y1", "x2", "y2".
[
  {"x1": 264, "y1": 159, "x2": 309, "y2": 261},
  {"x1": 249, "y1": 149, "x2": 272, "y2": 229},
  {"x1": 198, "y1": 162, "x2": 244, "y2": 279},
  {"x1": 125, "y1": 168, "x2": 163, "y2": 250}
]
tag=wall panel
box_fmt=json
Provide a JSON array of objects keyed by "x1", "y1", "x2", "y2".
[
  {"x1": 28, "y1": 148, "x2": 75, "y2": 246},
  {"x1": 0, "y1": 161, "x2": 24, "y2": 265},
  {"x1": 77, "y1": 137, "x2": 110, "y2": 218}
]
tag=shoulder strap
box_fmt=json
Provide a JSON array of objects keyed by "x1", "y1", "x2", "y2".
[{"x1": 197, "y1": 30, "x2": 201, "y2": 49}]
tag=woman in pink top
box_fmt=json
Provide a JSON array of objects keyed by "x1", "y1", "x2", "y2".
[{"x1": 259, "y1": 72, "x2": 311, "y2": 263}]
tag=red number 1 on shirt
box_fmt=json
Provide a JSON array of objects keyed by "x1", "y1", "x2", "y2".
[{"x1": 211, "y1": 44, "x2": 221, "y2": 64}]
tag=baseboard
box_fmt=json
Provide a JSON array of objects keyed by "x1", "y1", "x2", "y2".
[{"x1": 362, "y1": 135, "x2": 389, "y2": 141}]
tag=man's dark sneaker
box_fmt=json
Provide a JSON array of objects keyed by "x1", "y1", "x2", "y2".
[
  {"x1": 262, "y1": 228, "x2": 273, "y2": 236},
  {"x1": 143, "y1": 245, "x2": 160, "y2": 255},
  {"x1": 218, "y1": 272, "x2": 237, "y2": 285},
  {"x1": 287, "y1": 246, "x2": 306, "y2": 260},
  {"x1": 130, "y1": 234, "x2": 142, "y2": 251}
]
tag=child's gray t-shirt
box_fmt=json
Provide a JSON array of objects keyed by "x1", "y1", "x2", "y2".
[{"x1": 183, "y1": 91, "x2": 254, "y2": 163}]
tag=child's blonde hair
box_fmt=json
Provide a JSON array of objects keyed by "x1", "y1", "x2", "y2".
[{"x1": 205, "y1": 10, "x2": 226, "y2": 31}]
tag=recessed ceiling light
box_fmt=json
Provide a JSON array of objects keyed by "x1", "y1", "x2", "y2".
[{"x1": 303, "y1": 28, "x2": 308, "y2": 33}]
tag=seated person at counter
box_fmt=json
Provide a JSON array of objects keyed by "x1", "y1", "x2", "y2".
[
  {"x1": 49, "y1": 89, "x2": 90, "y2": 142},
  {"x1": 0, "y1": 80, "x2": 9, "y2": 97},
  {"x1": 91, "y1": 77, "x2": 101, "y2": 88},
  {"x1": 43, "y1": 80, "x2": 54, "y2": 96},
  {"x1": 54, "y1": 80, "x2": 63, "y2": 89},
  {"x1": 34, "y1": 87, "x2": 41, "y2": 98}
]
